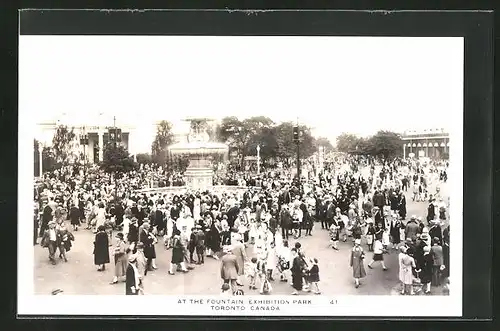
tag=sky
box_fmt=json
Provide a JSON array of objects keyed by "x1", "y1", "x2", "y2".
[{"x1": 19, "y1": 36, "x2": 463, "y2": 152}]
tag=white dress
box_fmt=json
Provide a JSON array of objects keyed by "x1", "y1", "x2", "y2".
[{"x1": 193, "y1": 198, "x2": 201, "y2": 220}]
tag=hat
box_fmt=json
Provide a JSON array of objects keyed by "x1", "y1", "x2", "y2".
[
  {"x1": 354, "y1": 239, "x2": 361, "y2": 245},
  {"x1": 399, "y1": 246, "x2": 408, "y2": 253},
  {"x1": 411, "y1": 215, "x2": 416, "y2": 220},
  {"x1": 115, "y1": 233, "x2": 124, "y2": 240},
  {"x1": 48, "y1": 220, "x2": 56, "y2": 226}
]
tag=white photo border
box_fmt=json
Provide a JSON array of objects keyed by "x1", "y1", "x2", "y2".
[{"x1": 17, "y1": 35, "x2": 464, "y2": 317}]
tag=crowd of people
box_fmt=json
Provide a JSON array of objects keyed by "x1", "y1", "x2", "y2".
[{"x1": 34, "y1": 154, "x2": 450, "y2": 296}]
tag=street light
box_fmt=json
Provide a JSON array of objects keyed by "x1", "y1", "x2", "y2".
[
  {"x1": 79, "y1": 129, "x2": 89, "y2": 182},
  {"x1": 256, "y1": 144, "x2": 261, "y2": 175},
  {"x1": 108, "y1": 116, "x2": 122, "y2": 198}
]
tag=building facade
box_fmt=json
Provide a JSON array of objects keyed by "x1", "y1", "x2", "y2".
[
  {"x1": 37, "y1": 122, "x2": 136, "y2": 163},
  {"x1": 402, "y1": 128, "x2": 450, "y2": 159}
]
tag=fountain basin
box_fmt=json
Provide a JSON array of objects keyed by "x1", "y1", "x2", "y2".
[{"x1": 168, "y1": 122, "x2": 229, "y2": 191}]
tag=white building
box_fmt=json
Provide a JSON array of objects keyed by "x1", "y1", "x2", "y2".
[{"x1": 36, "y1": 113, "x2": 140, "y2": 163}]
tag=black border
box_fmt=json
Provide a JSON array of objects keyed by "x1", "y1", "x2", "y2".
[{"x1": 3, "y1": 7, "x2": 494, "y2": 327}]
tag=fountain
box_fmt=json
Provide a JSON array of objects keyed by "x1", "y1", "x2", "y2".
[{"x1": 168, "y1": 118, "x2": 229, "y2": 190}]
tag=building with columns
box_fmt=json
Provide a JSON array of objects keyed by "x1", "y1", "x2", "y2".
[
  {"x1": 402, "y1": 128, "x2": 450, "y2": 159},
  {"x1": 36, "y1": 113, "x2": 139, "y2": 164}
]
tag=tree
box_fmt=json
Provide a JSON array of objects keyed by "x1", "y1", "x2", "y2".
[
  {"x1": 216, "y1": 116, "x2": 275, "y2": 168},
  {"x1": 274, "y1": 122, "x2": 317, "y2": 164},
  {"x1": 314, "y1": 137, "x2": 335, "y2": 152},
  {"x1": 335, "y1": 130, "x2": 403, "y2": 159},
  {"x1": 51, "y1": 125, "x2": 77, "y2": 165},
  {"x1": 136, "y1": 153, "x2": 153, "y2": 164},
  {"x1": 101, "y1": 143, "x2": 137, "y2": 177},
  {"x1": 366, "y1": 130, "x2": 403, "y2": 159},
  {"x1": 151, "y1": 120, "x2": 175, "y2": 165},
  {"x1": 336, "y1": 133, "x2": 362, "y2": 154}
]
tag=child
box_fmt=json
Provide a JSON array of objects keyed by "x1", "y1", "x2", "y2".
[
  {"x1": 195, "y1": 225, "x2": 205, "y2": 264},
  {"x1": 307, "y1": 258, "x2": 321, "y2": 294},
  {"x1": 367, "y1": 239, "x2": 388, "y2": 270},
  {"x1": 277, "y1": 240, "x2": 291, "y2": 282},
  {"x1": 221, "y1": 283, "x2": 232, "y2": 296},
  {"x1": 365, "y1": 220, "x2": 375, "y2": 252},
  {"x1": 247, "y1": 257, "x2": 258, "y2": 290},
  {"x1": 328, "y1": 222, "x2": 339, "y2": 250},
  {"x1": 257, "y1": 255, "x2": 271, "y2": 294},
  {"x1": 382, "y1": 227, "x2": 391, "y2": 253}
]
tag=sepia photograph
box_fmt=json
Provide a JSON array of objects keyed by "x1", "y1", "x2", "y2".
[{"x1": 19, "y1": 34, "x2": 464, "y2": 316}]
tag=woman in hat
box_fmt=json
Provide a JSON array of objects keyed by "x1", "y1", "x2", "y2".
[
  {"x1": 125, "y1": 253, "x2": 140, "y2": 295},
  {"x1": 398, "y1": 246, "x2": 416, "y2": 295},
  {"x1": 110, "y1": 232, "x2": 128, "y2": 284},
  {"x1": 169, "y1": 234, "x2": 188, "y2": 274},
  {"x1": 350, "y1": 239, "x2": 366, "y2": 288},
  {"x1": 93, "y1": 225, "x2": 110, "y2": 271}
]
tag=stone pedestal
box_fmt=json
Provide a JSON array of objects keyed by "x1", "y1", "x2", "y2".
[{"x1": 184, "y1": 157, "x2": 214, "y2": 191}]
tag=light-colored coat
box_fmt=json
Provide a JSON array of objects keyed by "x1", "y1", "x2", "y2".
[
  {"x1": 350, "y1": 246, "x2": 366, "y2": 279},
  {"x1": 231, "y1": 241, "x2": 247, "y2": 276},
  {"x1": 220, "y1": 253, "x2": 239, "y2": 280}
]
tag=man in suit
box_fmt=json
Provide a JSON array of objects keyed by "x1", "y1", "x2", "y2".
[
  {"x1": 41, "y1": 221, "x2": 60, "y2": 265},
  {"x1": 220, "y1": 246, "x2": 239, "y2": 294},
  {"x1": 139, "y1": 222, "x2": 157, "y2": 272},
  {"x1": 430, "y1": 237, "x2": 444, "y2": 286}
]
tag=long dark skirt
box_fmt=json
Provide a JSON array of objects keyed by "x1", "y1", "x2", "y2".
[
  {"x1": 171, "y1": 247, "x2": 184, "y2": 264},
  {"x1": 292, "y1": 273, "x2": 303, "y2": 291}
]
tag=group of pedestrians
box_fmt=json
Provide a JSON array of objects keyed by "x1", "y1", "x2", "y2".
[{"x1": 34, "y1": 154, "x2": 450, "y2": 296}]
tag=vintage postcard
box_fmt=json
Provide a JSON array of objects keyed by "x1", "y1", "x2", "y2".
[{"x1": 18, "y1": 34, "x2": 463, "y2": 317}]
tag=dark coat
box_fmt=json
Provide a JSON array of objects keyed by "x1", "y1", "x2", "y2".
[
  {"x1": 429, "y1": 225, "x2": 443, "y2": 245},
  {"x1": 69, "y1": 206, "x2": 81, "y2": 225},
  {"x1": 171, "y1": 237, "x2": 184, "y2": 264},
  {"x1": 280, "y1": 209, "x2": 292, "y2": 230},
  {"x1": 291, "y1": 256, "x2": 304, "y2": 291},
  {"x1": 128, "y1": 224, "x2": 139, "y2": 243},
  {"x1": 93, "y1": 231, "x2": 110, "y2": 265},
  {"x1": 125, "y1": 263, "x2": 138, "y2": 295},
  {"x1": 420, "y1": 253, "x2": 433, "y2": 284},
  {"x1": 139, "y1": 229, "x2": 156, "y2": 259},
  {"x1": 390, "y1": 221, "x2": 402, "y2": 244}
]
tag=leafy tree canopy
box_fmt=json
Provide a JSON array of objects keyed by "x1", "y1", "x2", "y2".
[
  {"x1": 151, "y1": 120, "x2": 175, "y2": 165},
  {"x1": 101, "y1": 143, "x2": 137, "y2": 176},
  {"x1": 51, "y1": 125, "x2": 77, "y2": 164}
]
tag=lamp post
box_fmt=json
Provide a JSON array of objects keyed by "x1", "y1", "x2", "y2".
[
  {"x1": 79, "y1": 129, "x2": 89, "y2": 182},
  {"x1": 108, "y1": 116, "x2": 122, "y2": 198},
  {"x1": 256, "y1": 144, "x2": 261, "y2": 175}
]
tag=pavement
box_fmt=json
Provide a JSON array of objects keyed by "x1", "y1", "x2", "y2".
[{"x1": 34, "y1": 169, "x2": 449, "y2": 296}]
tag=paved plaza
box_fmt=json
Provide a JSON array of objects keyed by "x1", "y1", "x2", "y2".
[{"x1": 33, "y1": 171, "x2": 449, "y2": 296}]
